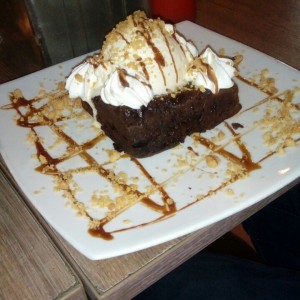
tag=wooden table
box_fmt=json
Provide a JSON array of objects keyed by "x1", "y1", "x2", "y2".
[
  {"x1": 197, "y1": 0, "x2": 300, "y2": 71},
  {"x1": 0, "y1": 163, "x2": 87, "y2": 299},
  {"x1": 0, "y1": 0, "x2": 299, "y2": 299}
]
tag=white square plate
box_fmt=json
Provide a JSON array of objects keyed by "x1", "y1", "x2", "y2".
[{"x1": 0, "y1": 22, "x2": 299, "y2": 259}]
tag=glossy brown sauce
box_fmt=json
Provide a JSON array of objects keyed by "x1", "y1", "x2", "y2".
[
  {"x1": 173, "y1": 32, "x2": 187, "y2": 59},
  {"x1": 138, "y1": 59, "x2": 150, "y2": 81},
  {"x1": 232, "y1": 122, "x2": 244, "y2": 130},
  {"x1": 116, "y1": 31, "x2": 129, "y2": 44},
  {"x1": 159, "y1": 27, "x2": 179, "y2": 83},
  {"x1": 89, "y1": 219, "x2": 113, "y2": 240},
  {"x1": 203, "y1": 62, "x2": 218, "y2": 92},
  {"x1": 131, "y1": 157, "x2": 176, "y2": 214},
  {"x1": 193, "y1": 126, "x2": 260, "y2": 173},
  {"x1": 187, "y1": 146, "x2": 199, "y2": 156},
  {"x1": 118, "y1": 69, "x2": 130, "y2": 88},
  {"x1": 138, "y1": 17, "x2": 168, "y2": 87},
  {"x1": 2, "y1": 72, "x2": 299, "y2": 240}
]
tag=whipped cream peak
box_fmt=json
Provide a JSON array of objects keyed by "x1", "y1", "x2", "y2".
[
  {"x1": 188, "y1": 47, "x2": 237, "y2": 94},
  {"x1": 101, "y1": 69, "x2": 153, "y2": 109},
  {"x1": 66, "y1": 61, "x2": 113, "y2": 100},
  {"x1": 65, "y1": 11, "x2": 239, "y2": 111}
]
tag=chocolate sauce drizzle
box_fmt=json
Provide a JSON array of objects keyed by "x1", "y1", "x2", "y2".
[
  {"x1": 2, "y1": 74, "x2": 299, "y2": 240},
  {"x1": 118, "y1": 69, "x2": 130, "y2": 88},
  {"x1": 135, "y1": 16, "x2": 167, "y2": 86},
  {"x1": 203, "y1": 62, "x2": 218, "y2": 92},
  {"x1": 159, "y1": 26, "x2": 179, "y2": 83}
]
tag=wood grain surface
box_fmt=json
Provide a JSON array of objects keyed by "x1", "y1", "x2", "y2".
[
  {"x1": 0, "y1": 167, "x2": 87, "y2": 300},
  {"x1": 196, "y1": 0, "x2": 300, "y2": 70}
]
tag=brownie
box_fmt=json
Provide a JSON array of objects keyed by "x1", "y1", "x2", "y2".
[{"x1": 82, "y1": 83, "x2": 241, "y2": 158}]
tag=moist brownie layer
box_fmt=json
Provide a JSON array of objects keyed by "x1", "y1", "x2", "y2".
[{"x1": 82, "y1": 84, "x2": 241, "y2": 158}]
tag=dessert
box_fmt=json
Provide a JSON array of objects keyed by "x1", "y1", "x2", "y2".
[{"x1": 66, "y1": 11, "x2": 241, "y2": 158}]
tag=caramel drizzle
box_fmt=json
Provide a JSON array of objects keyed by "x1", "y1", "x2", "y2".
[
  {"x1": 117, "y1": 68, "x2": 151, "y2": 90},
  {"x1": 140, "y1": 60, "x2": 150, "y2": 81},
  {"x1": 137, "y1": 21, "x2": 166, "y2": 86},
  {"x1": 258, "y1": 136, "x2": 300, "y2": 164},
  {"x1": 203, "y1": 62, "x2": 218, "y2": 92},
  {"x1": 131, "y1": 157, "x2": 176, "y2": 214},
  {"x1": 159, "y1": 26, "x2": 179, "y2": 83},
  {"x1": 117, "y1": 69, "x2": 129, "y2": 88},
  {"x1": 116, "y1": 31, "x2": 129, "y2": 44},
  {"x1": 194, "y1": 132, "x2": 260, "y2": 173},
  {"x1": 5, "y1": 92, "x2": 179, "y2": 239},
  {"x1": 1, "y1": 73, "x2": 299, "y2": 240},
  {"x1": 172, "y1": 32, "x2": 188, "y2": 58}
]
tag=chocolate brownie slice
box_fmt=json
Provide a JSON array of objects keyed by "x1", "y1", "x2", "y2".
[{"x1": 82, "y1": 83, "x2": 240, "y2": 158}]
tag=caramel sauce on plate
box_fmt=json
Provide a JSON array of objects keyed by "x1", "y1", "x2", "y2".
[{"x1": 2, "y1": 72, "x2": 299, "y2": 240}]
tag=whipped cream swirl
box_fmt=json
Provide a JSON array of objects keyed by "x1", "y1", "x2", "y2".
[
  {"x1": 66, "y1": 11, "x2": 239, "y2": 112},
  {"x1": 101, "y1": 69, "x2": 153, "y2": 109},
  {"x1": 188, "y1": 48, "x2": 236, "y2": 94}
]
